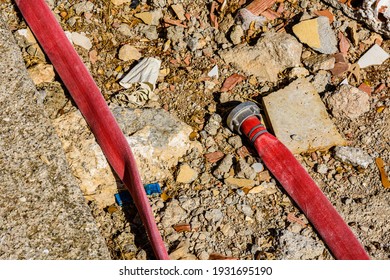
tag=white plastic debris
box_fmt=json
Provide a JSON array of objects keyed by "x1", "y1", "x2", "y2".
[
  {"x1": 339, "y1": 78, "x2": 349, "y2": 85},
  {"x1": 207, "y1": 65, "x2": 219, "y2": 79},
  {"x1": 119, "y1": 57, "x2": 161, "y2": 89},
  {"x1": 117, "y1": 57, "x2": 161, "y2": 106},
  {"x1": 236, "y1": 8, "x2": 267, "y2": 31},
  {"x1": 357, "y1": 44, "x2": 389, "y2": 68}
]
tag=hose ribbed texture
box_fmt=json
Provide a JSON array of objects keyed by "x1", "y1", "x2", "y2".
[
  {"x1": 15, "y1": 0, "x2": 169, "y2": 259},
  {"x1": 241, "y1": 116, "x2": 369, "y2": 260}
]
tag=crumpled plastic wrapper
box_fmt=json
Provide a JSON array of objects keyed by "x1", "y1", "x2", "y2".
[{"x1": 114, "y1": 57, "x2": 161, "y2": 107}]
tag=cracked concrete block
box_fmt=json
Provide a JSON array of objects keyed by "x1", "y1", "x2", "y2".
[
  {"x1": 262, "y1": 78, "x2": 346, "y2": 154},
  {"x1": 0, "y1": 14, "x2": 110, "y2": 259}
]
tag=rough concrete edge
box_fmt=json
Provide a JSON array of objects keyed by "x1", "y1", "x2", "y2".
[
  {"x1": 321, "y1": 0, "x2": 390, "y2": 38},
  {"x1": 0, "y1": 11, "x2": 111, "y2": 259}
]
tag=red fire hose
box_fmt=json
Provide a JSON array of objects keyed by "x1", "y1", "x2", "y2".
[
  {"x1": 15, "y1": 0, "x2": 169, "y2": 259},
  {"x1": 227, "y1": 102, "x2": 370, "y2": 260}
]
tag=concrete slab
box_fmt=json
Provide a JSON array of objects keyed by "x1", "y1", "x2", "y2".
[
  {"x1": 0, "y1": 14, "x2": 110, "y2": 259},
  {"x1": 262, "y1": 78, "x2": 346, "y2": 154}
]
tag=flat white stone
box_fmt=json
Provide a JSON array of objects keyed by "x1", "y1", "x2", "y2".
[
  {"x1": 263, "y1": 78, "x2": 346, "y2": 154},
  {"x1": 71, "y1": 32, "x2": 92, "y2": 50},
  {"x1": 357, "y1": 44, "x2": 389, "y2": 68}
]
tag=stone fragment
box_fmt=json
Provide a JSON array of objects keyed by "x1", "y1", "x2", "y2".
[
  {"x1": 205, "y1": 209, "x2": 224, "y2": 223},
  {"x1": 220, "y1": 33, "x2": 302, "y2": 82},
  {"x1": 0, "y1": 17, "x2": 110, "y2": 259},
  {"x1": 141, "y1": 25, "x2": 159, "y2": 40},
  {"x1": 228, "y1": 135, "x2": 243, "y2": 149},
  {"x1": 236, "y1": 8, "x2": 267, "y2": 30},
  {"x1": 171, "y1": 4, "x2": 186, "y2": 21},
  {"x1": 239, "y1": 204, "x2": 253, "y2": 217},
  {"x1": 16, "y1": 28, "x2": 36, "y2": 44},
  {"x1": 176, "y1": 164, "x2": 198, "y2": 183},
  {"x1": 135, "y1": 10, "x2": 163, "y2": 25},
  {"x1": 258, "y1": 170, "x2": 272, "y2": 182},
  {"x1": 224, "y1": 177, "x2": 255, "y2": 188},
  {"x1": 357, "y1": 44, "x2": 389, "y2": 68},
  {"x1": 204, "y1": 113, "x2": 222, "y2": 135},
  {"x1": 52, "y1": 106, "x2": 200, "y2": 208},
  {"x1": 27, "y1": 64, "x2": 55, "y2": 85},
  {"x1": 71, "y1": 32, "x2": 92, "y2": 50},
  {"x1": 248, "y1": 182, "x2": 277, "y2": 195},
  {"x1": 169, "y1": 241, "x2": 197, "y2": 260},
  {"x1": 325, "y1": 85, "x2": 370, "y2": 119},
  {"x1": 230, "y1": 25, "x2": 244, "y2": 45},
  {"x1": 278, "y1": 230, "x2": 325, "y2": 260},
  {"x1": 292, "y1": 17, "x2": 337, "y2": 54},
  {"x1": 73, "y1": 1, "x2": 94, "y2": 15},
  {"x1": 321, "y1": 0, "x2": 389, "y2": 38},
  {"x1": 289, "y1": 67, "x2": 310, "y2": 78},
  {"x1": 252, "y1": 162, "x2": 264, "y2": 173},
  {"x1": 334, "y1": 146, "x2": 373, "y2": 168},
  {"x1": 316, "y1": 163, "x2": 328, "y2": 174},
  {"x1": 263, "y1": 78, "x2": 346, "y2": 154},
  {"x1": 118, "y1": 23, "x2": 132, "y2": 36},
  {"x1": 311, "y1": 70, "x2": 331, "y2": 93},
  {"x1": 111, "y1": 0, "x2": 131, "y2": 5},
  {"x1": 303, "y1": 54, "x2": 335, "y2": 72},
  {"x1": 236, "y1": 159, "x2": 256, "y2": 180},
  {"x1": 213, "y1": 154, "x2": 233, "y2": 179},
  {"x1": 118, "y1": 44, "x2": 141, "y2": 61},
  {"x1": 161, "y1": 200, "x2": 188, "y2": 228}
]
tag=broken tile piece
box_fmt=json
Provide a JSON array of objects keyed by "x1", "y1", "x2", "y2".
[
  {"x1": 263, "y1": 78, "x2": 346, "y2": 154},
  {"x1": 221, "y1": 73, "x2": 246, "y2": 92},
  {"x1": 357, "y1": 44, "x2": 390, "y2": 68},
  {"x1": 292, "y1": 16, "x2": 337, "y2": 54},
  {"x1": 313, "y1": 10, "x2": 334, "y2": 23}
]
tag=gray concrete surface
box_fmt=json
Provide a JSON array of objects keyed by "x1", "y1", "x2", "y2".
[{"x1": 0, "y1": 13, "x2": 110, "y2": 259}]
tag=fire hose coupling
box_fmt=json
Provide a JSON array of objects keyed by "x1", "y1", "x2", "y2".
[{"x1": 227, "y1": 101, "x2": 267, "y2": 142}]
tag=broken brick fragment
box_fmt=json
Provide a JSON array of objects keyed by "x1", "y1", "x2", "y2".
[{"x1": 221, "y1": 73, "x2": 246, "y2": 92}]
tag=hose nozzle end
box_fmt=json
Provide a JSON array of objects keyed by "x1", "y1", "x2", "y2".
[{"x1": 227, "y1": 101, "x2": 261, "y2": 135}]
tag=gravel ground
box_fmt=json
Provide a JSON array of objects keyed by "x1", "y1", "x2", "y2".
[{"x1": 1, "y1": 0, "x2": 389, "y2": 260}]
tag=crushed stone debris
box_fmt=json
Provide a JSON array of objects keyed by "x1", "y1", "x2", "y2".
[{"x1": 2, "y1": 0, "x2": 389, "y2": 261}]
